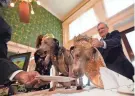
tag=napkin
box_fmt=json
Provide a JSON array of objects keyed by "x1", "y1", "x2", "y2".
[{"x1": 100, "y1": 67, "x2": 133, "y2": 90}]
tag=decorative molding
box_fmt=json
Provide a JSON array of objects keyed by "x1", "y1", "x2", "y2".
[
  {"x1": 8, "y1": 41, "x2": 36, "y2": 57},
  {"x1": 63, "y1": 0, "x2": 100, "y2": 24},
  {"x1": 62, "y1": 0, "x2": 90, "y2": 21}
]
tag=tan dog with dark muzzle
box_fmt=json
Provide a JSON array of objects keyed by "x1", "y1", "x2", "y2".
[{"x1": 70, "y1": 35, "x2": 106, "y2": 88}]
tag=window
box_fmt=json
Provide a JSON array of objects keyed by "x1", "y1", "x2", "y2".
[
  {"x1": 121, "y1": 27, "x2": 135, "y2": 66},
  {"x1": 104, "y1": 0, "x2": 134, "y2": 18},
  {"x1": 126, "y1": 30, "x2": 135, "y2": 66},
  {"x1": 92, "y1": 34, "x2": 100, "y2": 39},
  {"x1": 69, "y1": 8, "x2": 99, "y2": 40}
]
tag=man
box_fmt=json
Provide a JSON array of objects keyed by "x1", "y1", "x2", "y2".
[
  {"x1": 0, "y1": 16, "x2": 11, "y2": 58},
  {"x1": 92, "y1": 22, "x2": 134, "y2": 81}
]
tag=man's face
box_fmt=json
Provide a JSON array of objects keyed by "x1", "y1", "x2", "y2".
[{"x1": 97, "y1": 23, "x2": 109, "y2": 38}]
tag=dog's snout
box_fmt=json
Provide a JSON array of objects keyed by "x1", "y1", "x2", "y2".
[
  {"x1": 73, "y1": 69, "x2": 84, "y2": 78},
  {"x1": 73, "y1": 70, "x2": 78, "y2": 77},
  {"x1": 36, "y1": 49, "x2": 47, "y2": 57}
]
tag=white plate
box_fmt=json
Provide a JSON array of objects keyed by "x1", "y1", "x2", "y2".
[
  {"x1": 117, "y1": 85, "x2": 134, "y2": 95},
  {"x1": 36, "y1": 75, "x2": 76, "y2": 82}
]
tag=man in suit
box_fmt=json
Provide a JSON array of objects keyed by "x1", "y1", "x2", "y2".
[
  {"x1": 92, "y1": 22, "x2": 134, "y2": 81},
  {"x1": 0, "y1": 16, "x2": 11, "y2": 58}
]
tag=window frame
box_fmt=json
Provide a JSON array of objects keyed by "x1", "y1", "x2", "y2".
[{"x1": 120, "y1": 27, "x2": 134, "y2": 61}]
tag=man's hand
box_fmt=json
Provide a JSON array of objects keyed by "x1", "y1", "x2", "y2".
[
  {"x1": 92, "y1": 38, "x2": 104, "y2": 48},
  {"x1": 14, "y1": 71, "x2": 49, "y2": 88}
]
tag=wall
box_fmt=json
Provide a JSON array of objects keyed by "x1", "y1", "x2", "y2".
[{"x1": 0, "y1": 2, "x2": 62, "y2": 48}]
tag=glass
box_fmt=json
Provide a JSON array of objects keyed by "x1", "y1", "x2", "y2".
[
  {"x1": 69, "y1": 8, "x2": 99, "y2": 40},
  {"x1": 126, "y1": 30, "x2": 135, "y2": 67}
]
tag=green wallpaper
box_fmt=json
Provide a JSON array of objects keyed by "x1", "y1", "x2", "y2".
[{"x1": 0, "y1": 2, "x2": 62, "y2": 48}]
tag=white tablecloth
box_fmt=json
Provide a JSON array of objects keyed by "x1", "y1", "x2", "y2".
[{"x1": 14, "y1": 86, "x2": 134, "y2": 96}]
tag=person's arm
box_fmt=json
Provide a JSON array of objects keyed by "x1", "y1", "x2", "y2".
[
  {"x1": 0, "y1": 59, "x2": 38, "y2": 86},
  {"x1": 0, "y1": 58, "x2": 20, "y2": 85},
  {"x1": 92, "y1": 38, "x2": 104, "y2": 48},
  {"x1": 0, "y1": 58, "x2": 48, "y2": 88},
  {"x1": 92, "y1": 30, "x2": 121, "y2": 49},
  {"x1": 104, "y1": 30, "x2": 121, "y2": 48},
  {"x1": 99, "y1": 39, "x2": 107, "y2": 49},
  {"x1": 13, "y1": 71, "x2": 40, "y2": 88},
  {"x1": 9, "y1": 70, "x2": 23, "y2": 81}
]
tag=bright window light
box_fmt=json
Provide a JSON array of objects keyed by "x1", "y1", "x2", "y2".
[
  {"x1": 103, "y1": 0, "x2": 134, "y2": 18},
  {"x1": 69, "y1": 8, "x2": 99, "y2": 40},
  {"x1": 92, "y1": 34, "x2": 100, "y2": 39}
]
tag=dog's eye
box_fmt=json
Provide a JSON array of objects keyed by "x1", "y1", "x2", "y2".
[
  {"x1": 75, "y1": 54, "x2": 80, "y2": 58},
  {"x1": 44, "y1": 41, "x2": 47, "y2": 44},
  {"x1": 44, "y1": 51, "x2": 47, "y2": 54}
]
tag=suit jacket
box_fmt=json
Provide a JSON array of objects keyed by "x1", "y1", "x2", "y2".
[
  {"x1": 98, "y1": 30, "x2": 134, "y2": 81},
  {"x1": 0, "y1": 16, "x2": 12, "y2": 58},
  {"x1": 0, "y1": 58, "x2": 19, "y2": 85}
]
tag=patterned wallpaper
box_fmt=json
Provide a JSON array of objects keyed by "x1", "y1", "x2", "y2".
[{"x1": 0, "y1": 2, "x2": 62, "y2": 48}]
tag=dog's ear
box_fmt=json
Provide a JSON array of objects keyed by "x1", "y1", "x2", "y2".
[
  {"x1": 93, "y1": 47, "x2": 97, "y2": 54},
  {"x1": 70, "y1": 46, "x2": 75, "y2": 51},
  {"x1": 70, "y1": 46, "x2": 75, "y2": 56},
  {"x1": 53, "y1": 38, "x2": 59, "y2": 56},
  {"x1": 53, "y1": 38, "x2": 59, "y2": 46},
  {"x1": 70, "y1": 46, "x2": 75, "y2": 58}
]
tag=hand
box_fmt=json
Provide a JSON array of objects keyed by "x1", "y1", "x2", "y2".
[
  {"x1": 14, "y1": 71, "x2": 50, "y2": 88},
  {"x1": 14, "y1": 71, "x2": 40, "y2": 88},
  {"x1": 92, "y1": 38, "x2": 104, "y2": 48}
]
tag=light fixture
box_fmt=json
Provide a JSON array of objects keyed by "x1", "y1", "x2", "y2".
[
  {"x1": 10, "y1": 2, "x2": 15, "y2": 7},
  {"x1": 9, "y1": 0, "x2": 41, "y2": 23}
]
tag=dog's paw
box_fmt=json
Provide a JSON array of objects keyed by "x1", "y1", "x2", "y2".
[
  {"x1": 65, "y1": 86, "x2": 70, "y2": 89},
  {"x1": 76, "y1": 86, "x2": 83, "y2": 90},
  {"x1": 49, "y1": 87, "x2": 55, "y2": 91}
]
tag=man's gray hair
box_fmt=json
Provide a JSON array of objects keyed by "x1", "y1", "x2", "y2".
[{"x1": 97, "y1": 22, "x2": 108, "y2": 28}]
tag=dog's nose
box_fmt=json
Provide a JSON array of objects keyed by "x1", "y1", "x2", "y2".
[
  {"x1": 73, "y1": 70, "x2": 79, "y2": 77},
  {"x1": 36, "y1": 49, "x2": 43, "y2": 55},
  {"x1": 73, "y1": 69, "x2": 84, "y2": 78}
]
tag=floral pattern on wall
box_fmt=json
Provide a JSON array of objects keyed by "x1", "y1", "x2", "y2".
[{"x1": 0, "y1": 2, "x2": 62, "y2": 48}]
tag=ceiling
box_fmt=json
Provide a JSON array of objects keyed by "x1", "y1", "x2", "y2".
[{"x1": 38, "y1": 0, "x2": 83, "y2": 21}]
